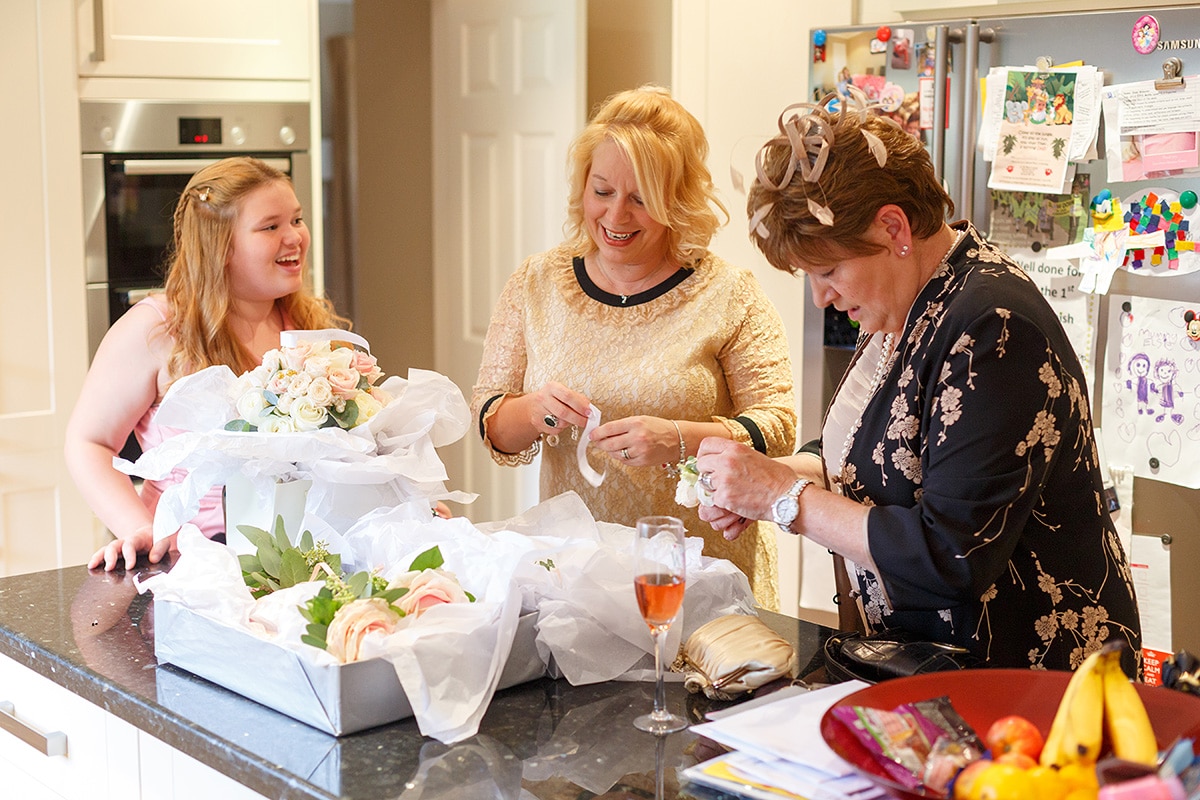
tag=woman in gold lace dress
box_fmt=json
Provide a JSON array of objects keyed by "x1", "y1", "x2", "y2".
[{"x1": 470, "y1": 85, "x2": 796, "y2": 609}]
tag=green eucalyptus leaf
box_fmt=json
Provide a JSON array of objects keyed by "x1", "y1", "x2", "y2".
[
  {"x1": 299, "y1": 529, "x2": 314, "y2": 551},
  {"x1": 272, "y1": 515, "x2": 290, "y2": 551},
  {"x1": 329, "y1": 399, "x2": 359, "y2": 429},
  {"x1": 224, "y1": 419, "x2": 256, "y2": 432},
  {"x1": 279, "y1": 548, "x2": 312, "y2": 587},
  {"x1": 258, "y1": 544, "x2": 283, "y2": 578},
  {"x1": 377, "y1": 587, "x2": 409, "y2": 603},
  {"x1": 408, "y1": 545, "x2": 444, "y2": 572},
  {"x1": 236, "y1": 524, "x2": 275, "y2": 553},
  {"x1": 346, "y1": 571, "x2": 370, "y2": 597}
]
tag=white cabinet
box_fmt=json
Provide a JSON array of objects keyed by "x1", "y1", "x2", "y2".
[
  {"x1": 0, "y1": 653, "x2": 267, "y2": 800},
  {"x1": 77, "y1": 0, "x2": 314, "y2": 81},
  {"x1": 0, "y1": 652, "x2": 139, "y2": 799}
]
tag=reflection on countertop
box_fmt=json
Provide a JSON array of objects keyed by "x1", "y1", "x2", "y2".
[{"x1": 0, "y1": 560, "x2": 833, "y2": 800}]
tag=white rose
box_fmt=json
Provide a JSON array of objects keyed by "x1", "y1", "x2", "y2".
[
  {"x1": 352, "y1": 390, "x2": 384, "y2": 424},
  {"x1": 675, "y1": 480, "x2": 699, "y2": 508},
  {"x1": 258, "y1": 414, "x2": 296, "y2": 433},
  {"x1": 304, "y1": 355, "x2": 332, "y2": 378},
  {"x1": 327, "y1": 346, "x2": 354, "y2": 371},
  {"x1": 235, "y1": 388, "x2": 270, "y2": 422},
  {"x1": 289, "y1": 397, "x2": 328, "y2": 431},
  {"x1": 391, "y1": 569, "x2": 471, "y2": 618},
  {"x1": 286, "y1": 372, "x2": 313, "y2": 398},
  {"x1": 306, "y1": 376, "x2": 334, "y2": 407},
  {"x1": 267, "y1": 369, "x2": 295, "y2": 396},
  {"x1": 325, "y1": 597, "x2": 400, "y2": 664},
  {"x1": 260, "y1": 349, "x2": 284, "y2": 373}
]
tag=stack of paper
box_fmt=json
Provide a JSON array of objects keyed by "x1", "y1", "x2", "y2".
[{"x1": 682, "y1": 682, "x2": 889, "y2": 800}]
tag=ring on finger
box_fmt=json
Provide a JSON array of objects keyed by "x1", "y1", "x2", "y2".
[
  {"x1": 543, "y1": 413, "x2": 558, "y2": 428},
  {"x1": 699, "y1": 472, "x2": 714, "y2": 491},
  {"x1": 621, "y1": 448, "x2": 630, "y2": 460}
]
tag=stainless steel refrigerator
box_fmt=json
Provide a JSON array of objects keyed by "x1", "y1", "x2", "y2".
[{"x1": 806, "y1": 7, "x2": 1200, "y2": 663}]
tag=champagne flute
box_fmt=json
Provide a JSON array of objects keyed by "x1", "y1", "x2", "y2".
[{"x1": 633, "y1": 515, "x2": 687, "y2": 735}]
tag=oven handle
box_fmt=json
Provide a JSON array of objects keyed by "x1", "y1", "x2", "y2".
[{"x1": 121, "y1": 157, "x2": 292, "y2": 176}]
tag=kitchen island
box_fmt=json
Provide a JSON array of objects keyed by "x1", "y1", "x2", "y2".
[{"x1": 0, "y1": 561, "x2": 833, "y2": 800}]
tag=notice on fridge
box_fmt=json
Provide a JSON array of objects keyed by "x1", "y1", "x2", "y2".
[
  {"x1": 1129, "y1": 533, "x2": 1172, "y2": 687},
  {"x1": 1100, "y1": 294, "x2": 1200, "y2": 488},
  {"x1": 988, "y1": 70, "x2": 1079, "y2": 193}
]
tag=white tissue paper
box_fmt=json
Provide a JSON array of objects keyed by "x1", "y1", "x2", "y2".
[
  {"x1": 144, "y1": 493, "x2": 758, "y2": 742},
  {"x1": 117, "y1": 365, "x2": 477, "y2": 544}
]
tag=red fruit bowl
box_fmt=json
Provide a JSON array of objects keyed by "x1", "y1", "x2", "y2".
[{"x1": 819, "y1": 669, "x2": 1200, "y2": 800}]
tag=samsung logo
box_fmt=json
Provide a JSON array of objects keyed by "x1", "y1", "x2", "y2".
[{"x1": 1157, "y1": 39, "x2": 1200, "y2": 50}]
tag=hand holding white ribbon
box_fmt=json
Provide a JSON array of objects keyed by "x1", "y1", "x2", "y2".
[{"x1": 577, "y1": 406, "x2": 605, "y2": 487}]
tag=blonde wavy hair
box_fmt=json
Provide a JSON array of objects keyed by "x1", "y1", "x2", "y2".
[
  {"x1": 564, "y1": 85, "x2": 728, "y2": 265},
  {"x1": 163, "y1": 157, "x2": 347, "y2": 381}
]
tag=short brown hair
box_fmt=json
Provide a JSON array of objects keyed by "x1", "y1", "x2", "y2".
[
  {"x1": 747, "y1": 99, "x2": 953, "y2": 273},
  {"x1": 565, "y1": 85, "x2": 728, "y2": 265}
]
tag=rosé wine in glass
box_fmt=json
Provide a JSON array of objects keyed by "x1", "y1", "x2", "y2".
[{"x1": 633, "y1": 515, "x2": 688, "y2": 735}]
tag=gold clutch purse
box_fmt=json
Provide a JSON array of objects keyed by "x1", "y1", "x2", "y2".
[{"x1": 672, "y1": 614, "x2": 798, "y2": 701}]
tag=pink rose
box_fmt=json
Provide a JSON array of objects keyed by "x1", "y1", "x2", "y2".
[
  {"x1": 393, "y1": 570, "x2": 471, "y2": 618},
  {"x1": 325, "y1": 597, "x2": 400, "y2": 664},
  {"x1": 282, "y1": 341, "x2": 315, "y2": 371},
  {"x1": 352, "y1": 350, "x2": 384, "y2": 384},
  {"x1": 326, "y1": 367, "x2": 361, "y2": 400}
]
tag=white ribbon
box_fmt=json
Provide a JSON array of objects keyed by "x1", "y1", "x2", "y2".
[{"x1": 576, "y1": 406, "x2": 605, "y2": 487}]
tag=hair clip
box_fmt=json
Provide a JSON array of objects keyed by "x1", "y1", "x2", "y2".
[{"x1": 197, "y1": 187, "x2": 210, "y2": 203}]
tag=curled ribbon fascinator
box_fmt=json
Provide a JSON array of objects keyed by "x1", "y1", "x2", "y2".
[{"x1": 743, "y1": 86, "x2": 895, "y2": 239}]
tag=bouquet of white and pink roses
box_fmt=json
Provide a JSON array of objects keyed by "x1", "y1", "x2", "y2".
[
  {"x1": 116, "y1": 329, "x2": 476, "y2": 546},
  {"x1": 225, "y1": 338, "x2": 392, "y2": 434}
]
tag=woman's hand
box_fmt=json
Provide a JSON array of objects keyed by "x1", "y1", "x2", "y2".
[
  {"x1": 527, "y1": 382, "x2": 591, "y2": 435},
  {"x1": 590, "y1": 415, "x2": 680, "y2": 466},
  {"x1": 88, "y1": 524, "x2": 177, "y2": 572},
  {"x1": 694, "y1": 437, "x2": 799, "y2": 530}
]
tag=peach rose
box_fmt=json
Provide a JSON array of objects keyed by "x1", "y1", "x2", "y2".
[
  {"x1": 325, "y1": 597, "x2": 400, "y2": 664},
  {"x1": 392, "y1": 569, "x2": 471, "y2": 618},
  {"x1": 326, "y1": 367, "x2": 361, "y2": 400}
]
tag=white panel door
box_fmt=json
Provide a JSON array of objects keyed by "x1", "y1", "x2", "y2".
[
  {"x1": 0, "y1": 2, "x2": 96, "y2": 576},
  {"x1": 432, "y1": 0, "x2": 586, "y2": 524}
]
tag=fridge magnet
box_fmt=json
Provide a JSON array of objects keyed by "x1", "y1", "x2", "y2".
[
  {"x1": 1121, "y1": 188, "x2": 1198, "y2": 276},
  {"x1": 891, "y1": 28, "x2": 913, "y2": 70},
  {"x1": 813, "y1": 29, "x2": 826, "y2": 63},
  {"x1": 1132, "y1": 15, "x2": 1160, "y2": 55},
  {"x1": 1101, "y1": 294, "x2": 1200, "y2": 488},
  {"x1": 1185, "y1": 310, "x2": 1200, "y2": 341}
]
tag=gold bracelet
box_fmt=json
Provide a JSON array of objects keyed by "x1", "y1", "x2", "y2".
[{"x1": 669, "y1": 419, "x2": 686, "y2": 464}]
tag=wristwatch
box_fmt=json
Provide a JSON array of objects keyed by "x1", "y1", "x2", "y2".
[{"x1": 771, "y1": 478, "x2": 812, "y2": 531}]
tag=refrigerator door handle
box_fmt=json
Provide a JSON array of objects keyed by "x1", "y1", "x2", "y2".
[
  {"x1": 931, "y1": 25, "x2": 952, "y2": 186},
  {"x1": 958, "y1": 24, "x2": 996, "y2": 224}
]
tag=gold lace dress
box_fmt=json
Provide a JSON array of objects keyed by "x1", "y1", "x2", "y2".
[{"x1": 471, "y1": 244, "x2": 796, "y2": 609}]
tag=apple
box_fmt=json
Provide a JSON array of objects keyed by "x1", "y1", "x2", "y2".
[{"x1": 984, "y1": 715, "x2": 1044, "y2": 761}]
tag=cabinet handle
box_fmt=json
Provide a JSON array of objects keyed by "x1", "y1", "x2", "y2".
[
  {"x1": 90, "y1": 0, "x2": 106, "y2": 63},
  {"x1": 0, "y1": 701, "x2": 67, "y2": 757}
]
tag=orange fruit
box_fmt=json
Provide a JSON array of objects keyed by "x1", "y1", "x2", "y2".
[
  {"x1": 1056, "y1": 762, "x2": 1100, "y2": 794},
  {"x1": 973, "y1": 762, "x2": 1036, "y2": 800},
  {"x1": 953, "y1": 759, "x2": 994, "y2": 800},
  {"x1": 1026, "y1": 765, "x2": 1070, "y2": 800}
]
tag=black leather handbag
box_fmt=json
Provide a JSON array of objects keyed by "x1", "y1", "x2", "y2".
[{"x1": 823, "y1": 628, "x2": 984, "y2": 684}]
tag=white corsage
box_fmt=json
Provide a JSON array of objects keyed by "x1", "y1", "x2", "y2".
[{"x1": 674, "y1": 456, "x2": 715, "y2": 508}]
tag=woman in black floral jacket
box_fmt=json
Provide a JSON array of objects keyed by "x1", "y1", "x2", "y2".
[{"x1": 694, "y1": 91, "x2": 1141, "y2": 673}]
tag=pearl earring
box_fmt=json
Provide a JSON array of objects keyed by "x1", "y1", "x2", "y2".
[{"x1": 899, "y1": 245, "x2": 910, "y2": 257}]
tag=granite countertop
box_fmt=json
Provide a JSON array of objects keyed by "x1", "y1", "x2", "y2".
[{"x1": 0, "y1": 561, "x2": 833, "y2": 800}]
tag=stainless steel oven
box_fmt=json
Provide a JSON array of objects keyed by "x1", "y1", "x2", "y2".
[{"x1": 81, "y1": 99, "x2": 312, "y2": 360}]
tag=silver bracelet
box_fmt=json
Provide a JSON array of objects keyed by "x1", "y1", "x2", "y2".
[{"x1": 669, "y1": 419, "x2": 686, "y2": 464}]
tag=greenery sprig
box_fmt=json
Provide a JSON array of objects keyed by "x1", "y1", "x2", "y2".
[{"x1": 238, "y1": 516, "x2": 340, "y2": 599}]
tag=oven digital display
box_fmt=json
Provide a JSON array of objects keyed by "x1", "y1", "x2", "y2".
[{"x1": 178, "y1": 117, "x2": 222, "y2": 145}]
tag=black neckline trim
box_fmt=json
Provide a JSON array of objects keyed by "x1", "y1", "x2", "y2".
[{"x1": 573, "y1": 256, "x2": 694, "y2": 307}]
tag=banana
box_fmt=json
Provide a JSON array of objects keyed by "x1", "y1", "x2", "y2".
[
  {"x1": 1100, "y1": 641, "x2": 1159, "y2": 766},
  {"x1": 1041, "y1": 648, "x2": 1105, "y2": 768}
]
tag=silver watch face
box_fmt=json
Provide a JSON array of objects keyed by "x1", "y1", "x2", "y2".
[{"x1": 772, "y1": 495, "x2": 799, "y2": 526}]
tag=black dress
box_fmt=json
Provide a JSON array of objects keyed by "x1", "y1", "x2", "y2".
[{"x1": 836, "y1": 222, "x2": 1142, "y2": 673}]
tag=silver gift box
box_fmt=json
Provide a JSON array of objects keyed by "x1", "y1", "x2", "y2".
[{"x1": 154, "y1": 598, "x2": 546, "y2": 736}]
